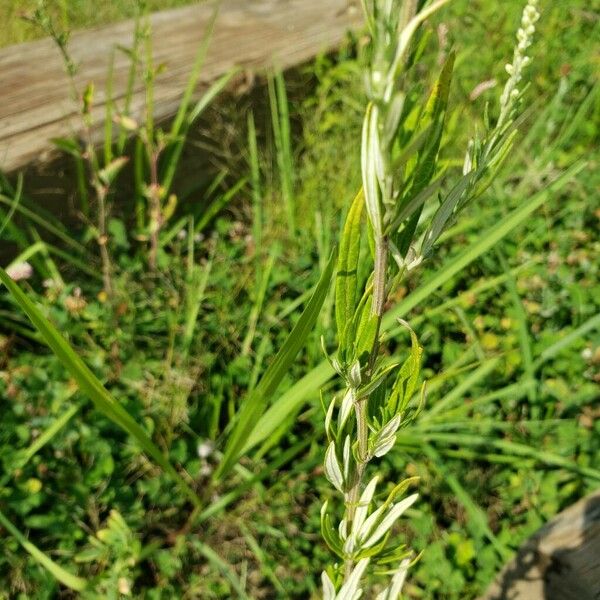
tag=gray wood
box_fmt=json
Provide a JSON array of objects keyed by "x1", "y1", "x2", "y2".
[
  {"x1": 0, "y1": 0, "x2": 362, "y2": 172},
  {"x1": 481, "y1": 489, "x2": 600, "y2": 600}
]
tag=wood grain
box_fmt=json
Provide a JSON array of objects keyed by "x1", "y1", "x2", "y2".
[
  {"x1": 0, "y1": 0, "x2": 362, "y2": 172},
  {"x1": 480, "y1": 489, "x2": 600, "y2": 600}
]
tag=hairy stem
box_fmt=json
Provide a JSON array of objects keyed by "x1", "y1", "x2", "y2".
[{"x1": 343, "y1": 235, "x2": 389, "y2": 581}]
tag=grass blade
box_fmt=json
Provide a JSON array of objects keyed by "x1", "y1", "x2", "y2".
[
  {"x1": 242, "y1": 247, "x2": 277, "y2": 356},
  {"x1": 533, "y1": 312, "x2": 600, "y2": 370},
  {"x1": 195, "y1": 541, "x2": 249, "y2": 599},
  {"x1": 425, "y1": 357, "x2": 500, "y2": 419},
  {"x1": 497, "y1": 248, "x2": 536, "y2": 406},
  {"x1": 268, "y1": 71, "x2": 295, "y2": 235},
  {"x1": 215, "y1": 252, "x2": 335, "y2": 480},
  {"x1": 19, "y1": 398, "x2": 79, "y2": 468},
  {"x1": 0, "y1": 509, "x2": 87, "y2": 591}
]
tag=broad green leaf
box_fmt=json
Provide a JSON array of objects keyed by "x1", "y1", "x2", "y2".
[
  {"x1": 0, "y1": 509, "x2": 87, "y2": 591},
  {"x1": 215, "y1": 252, "x2": 335, "y2": 480},
  {"x1": 336, "y1": 190, "x2": 364, "y2": 356},
  {"x1": 0, "y1": 268, "x2": 202, "y2": 509}
]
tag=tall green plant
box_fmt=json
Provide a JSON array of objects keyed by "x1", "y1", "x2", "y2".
[{"x1": 320, "y1": 0, "x2": 541, "y2": 596}]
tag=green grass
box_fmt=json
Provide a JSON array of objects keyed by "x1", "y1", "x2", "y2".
[
  {"x1": 0, "y1": 0, "x2": 202, "y2": 47},
  {"x1": 0, "y1": 0, "x2": 598, "y2": 598}
]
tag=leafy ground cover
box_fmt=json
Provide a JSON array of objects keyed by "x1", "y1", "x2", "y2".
[{"x1": 0, "y1": 0, "x2": 598, "y2": 598}]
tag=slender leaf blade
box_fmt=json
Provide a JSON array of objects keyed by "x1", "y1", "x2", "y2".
[
  {"x1": 0, "y1": 509, "x2": 87, "y2": 591},
  {"x1": 336, "y1": 190, "x2": 364, "y2": 353},
  {"x1": 215, "y1": 252, "x2": 336, "y2": 479}
]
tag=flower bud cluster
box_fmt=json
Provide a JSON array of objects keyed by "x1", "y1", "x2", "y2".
[{"x1": 500, "y1": 0, "x2": 540, "y2": 118}]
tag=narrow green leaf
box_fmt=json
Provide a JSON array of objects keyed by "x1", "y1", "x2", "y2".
[
  {"x1": 195, "y1": 541, "x2": 249, "y2": 599},
  {"x1": 268, "y1": 71, "x2": 295, "y2": 235},
  {"x1": 336, "y1": 190, "x2": 364, "y2": 353},
  {"x1": 0, "y1": 268, "x2": 202, "y2": 508},
  {"x1": 533, "y1": 312, "x2": 600, "y2": 370},
  {"x1": 162, "y1": 69, "x2": 236, "y2": 193},
  {"x1": 497, "y1": 248, "x2": 536, "y2": 406},
  {"x1": 0, "y1": 509, "x2": 87, "y2": 591},
  {"x1": 420, "y1": 432, "x2": 600, "y2": 481},
  {"x1": 215, "y1": 252, "x2": 336, "y2": 480},
  {"x1": 98, "y1": 156, "x2": 128, "y2": 187},
  {"x1": 425, "y1": 358, "x2": 500, "y2": 419},
  {"x1": 18, "y1": 398, "x2": 79, "y2": 468},
  {"x1": 243, "y1": 361, "x2": 333, "y2": 454},
  {"x1": 397, "y1": 51, "x2": 455, "y2": 253},
  {"x1": 198, "y1": 439, "x2": 310, "y2": 524},
  {"x1": 354, "y1": 295, "x2": 378, "y2": 362},
  {"x1": 388, "y1": 321, "x2": 422, "y2": 416},
  {"x1": 195, "y1": 177, "x2": 247, "y2": 233}
]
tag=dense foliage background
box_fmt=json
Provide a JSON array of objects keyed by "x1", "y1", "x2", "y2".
[{"x1": 0, "y1": 1, "x2": 598, "y2": 598}]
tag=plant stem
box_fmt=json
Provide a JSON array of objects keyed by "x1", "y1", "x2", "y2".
[
  {"x1": 373, "y1": 237, "x2": 388, "y2": 318},
  {"x1": 148, "y1": 151, "x2": 161, "y2": 270},
  {"x1": 343, "y1": 235, "x2": 389, "y2": 581},
  {"x1": 344, "y1": 410, "x2": 367, "y2": 579},
  {"x1": 96, "y1": 185, "x2": 113, "y2": 297}
]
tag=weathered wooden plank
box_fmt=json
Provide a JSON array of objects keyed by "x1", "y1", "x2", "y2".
[
  {"x1": 480, "y1": 489, "x2": 600, "y2": 600},
  {"x1": 0, "y1": 0, "x2": 362, "y2": 172}
]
